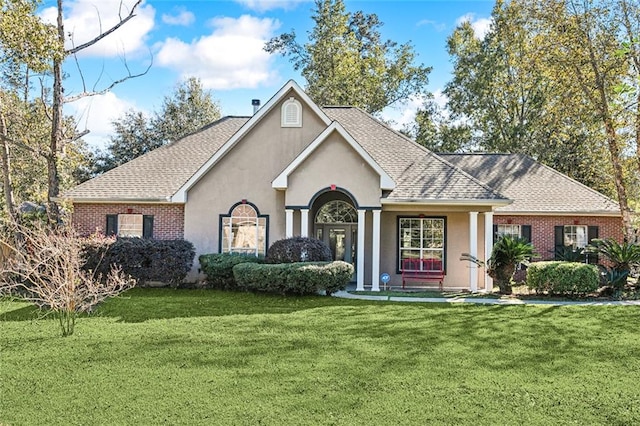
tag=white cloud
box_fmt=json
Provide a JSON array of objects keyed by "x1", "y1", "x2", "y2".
[
  {"x1": 40, "y1": 0, "x2": 155, "y2": 57},
  {"x1": 235, "y1": 0, "x2": 309, "y2": 12},
  {"x1": 66, "y1": 92, "x2": 139, "y2": 150},
  {"x1": 162, "y1": 8, "x2": 195, "y2": 26},
  {"x1": 155, "y1": 15, "x2": 280, "y2": 90},
  {"x1": 456, "y1": 13, "x2": 492, "y2": 39},
  {"x1": 417, "y1": 19, "x2": 446, "y2": 32}
]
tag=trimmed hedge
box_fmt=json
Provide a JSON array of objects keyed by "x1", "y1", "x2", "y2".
[
  {"x1": 83, "y1": 238, "x2": 195, "y2": 287},
  {"x1": 233, "y1": 261, "x2": 353, "y2": 295},
  {"x1": 266, "y1": 237, "x2": 332, "y2": 264},
  {"x1": 526, "y1": 261, "x2": 599, "y2": 296},
  {"x1": 198, "y1": 253, "x2": 264, "y2": 290}
]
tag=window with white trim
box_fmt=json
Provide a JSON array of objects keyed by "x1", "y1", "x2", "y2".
[
  {"x1": 398, "y1": 217, "x2": 445, "y2": 270},
  {"x1": 497, "y1": 224, "x2": 521, "y2": 239},
  {"x1": 221, "y1": 204, "x2": 267, "y2": 256},
  {"x1": 106, "y1": 214, "x2": 154, "y2": 238},
  {"x1": 564, "y1": 225, "x2": 588, "y2": 248},
  {"x1": 281, "y1": 97, "x2": 302, "y2": 127}
]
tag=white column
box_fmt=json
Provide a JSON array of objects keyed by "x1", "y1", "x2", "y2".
[
  {"x1": 469, "y1": 211, "x2": 478, "y2": 292},
  {"x1": 300, "y1": 209, "x2": 309, "y2": 237},
  {"x1": 356, "y1": 209, "x2": 366, "y2": 291},
  {"x1": 285, "y1": 209, "x2": 294, "y2": 238},
  {"x1": 371, "y1": 209, "x2": 381, "y2": 292},
  {"x1": 484, "y1": 212, "x2": 494, "y2": 293}
]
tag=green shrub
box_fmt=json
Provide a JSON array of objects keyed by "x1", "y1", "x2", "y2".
[
  {"x1": 83, "y1": 238, "x2": 195, "y2": 287},
  {"x1": 233, "y1": 261, "x2": 353, "y2": 295},
  {"x1": 198, "y1": 253, "x2": 263, "y2": 290},
  {"x1": 526, "y1": 261, "x2": 599, "y2": 296},
  {"x1": 265, "y1": 237, "x2": 332, "y2": 264},
  {"x1": 487, "y1": 235, "x2": 536, "y2": 294}
]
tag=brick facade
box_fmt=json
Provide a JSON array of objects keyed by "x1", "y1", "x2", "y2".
[
  {"x1": 494, "y1": 214, "x2": 624, "y2": 260},
  {"x1": 72, "y1": 203, "x2": 185, "y2": 240}
]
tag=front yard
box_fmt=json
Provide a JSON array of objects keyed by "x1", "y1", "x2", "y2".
[{"x1": 2, "y1": 288, "x2": 640, "y2": 425}]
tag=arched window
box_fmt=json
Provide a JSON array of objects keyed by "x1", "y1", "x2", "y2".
[
  {"x1": 221, "y1": 203, "x2": 267, "y2": 256},
  {"x1": 281, "y1": 97, "x2": 302, "y2": 127},
  {"x1": 315, "y1": 200, "x2": 357, "y2": 224}
]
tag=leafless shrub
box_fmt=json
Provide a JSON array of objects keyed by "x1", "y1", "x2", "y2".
[{"x1": 0, "y1": 222, "x2": 135, "y2": 336}]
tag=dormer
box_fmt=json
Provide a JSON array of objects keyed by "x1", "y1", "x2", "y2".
[{"x1": 281, "y1": 97, "x2": 302, "y2": 127}]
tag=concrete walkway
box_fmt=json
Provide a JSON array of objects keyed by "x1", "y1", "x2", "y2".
[{"x1": 332, "y1": 290, "x2": 640, "y2": 306}]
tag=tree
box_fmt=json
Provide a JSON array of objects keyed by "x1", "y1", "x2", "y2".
[
  {"x1": 264, "y1": 0, "x2": 431, "y2": 114},
  {"x1": 1, "y1": 0, "x2": 149, "y2": 223},
  {"x1": 0, "y1": 222, "x2": 135, "y2": 336},
  {"x1": 526, "y1": 0, "x2": 637, "y2": 240},
  {"x1": 152, "y1": 77, "x2": 222, "y2": 145},
  {"x1": 422, "y1": 0, "x2": 634, "y2": 204},
  {"x1": 0, "y1": 0, "x2": 63, "y2": 221},
  {"x1": 96, "y1": 77, "x2": 221, "y2": 173}
]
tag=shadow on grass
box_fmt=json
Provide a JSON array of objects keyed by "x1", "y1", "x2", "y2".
[{"x1": 1, "y1": 288, "x2": 382, "y2": 323}]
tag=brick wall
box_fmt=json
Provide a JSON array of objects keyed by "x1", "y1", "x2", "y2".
[
  {"x1": 494, "y1": 215, "x2": 624, "y2": 260},
  {"x1": 72, "y1": 203, "x2": 185, "y2": 240}
]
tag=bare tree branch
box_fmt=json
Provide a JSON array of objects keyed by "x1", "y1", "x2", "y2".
[{"x1": 65, "y1": 0, "x2": 142, "y2": 55}]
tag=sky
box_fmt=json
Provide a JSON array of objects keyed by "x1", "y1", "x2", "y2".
[{"x1": 38, "y1": 0, "x2": 495, "y2": 150}]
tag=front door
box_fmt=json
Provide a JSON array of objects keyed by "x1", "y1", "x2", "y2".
[{"x1": 317, "y1": 225, "x2": 357, "y2": 267}]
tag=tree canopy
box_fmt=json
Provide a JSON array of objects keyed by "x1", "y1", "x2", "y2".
[
  {"x1": 265, "y1": 0, "x2": 431, "y2": 114},
  {"x1": 95, "y1": 77, "x2": 221, "y2": 173},
  {"x1": 412, "y1": 0, "x2": 639, "y2": 238}
]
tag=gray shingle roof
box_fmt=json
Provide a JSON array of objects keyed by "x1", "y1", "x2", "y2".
[
  {"x1": 322, "y1": 107, "x2": 508, "y2": 202},
  {"x1": 439, "y1": 153, "x2": 620, "y2": 214},
  {"x1": 63, "y1": 116, "x2": 249, "y2": 201}
]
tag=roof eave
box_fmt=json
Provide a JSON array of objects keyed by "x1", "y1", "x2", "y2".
[
  {"x1": 381, "y1": 198, "x2": 513, "y2": 207},
  {"x1": 56, "y1": 196, "x2": 178, "y2": 204},
  {"x1": 494, "y1": 210, "x2": 622, "y2": 217}
]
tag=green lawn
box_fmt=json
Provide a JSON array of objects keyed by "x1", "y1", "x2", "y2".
[{"x1": 2, "y1": 288, "x2": 640, "y2": 425}]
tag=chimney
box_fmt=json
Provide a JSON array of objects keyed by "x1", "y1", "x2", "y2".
[{"x1": 252, "y1": 99, "x2": 261, "y2": 115}]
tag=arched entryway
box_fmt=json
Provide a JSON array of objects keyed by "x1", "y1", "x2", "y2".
[
  {"x1": 314, "y1": 200, "x2": 357, "y2": 265},
  {"x1": 311, "y1": 191, "x2": 358, "y2": 276}
]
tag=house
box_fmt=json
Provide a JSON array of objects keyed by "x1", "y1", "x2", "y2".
[{"x1": 61, "y1": 80, "x2": 623, "y2": 292}]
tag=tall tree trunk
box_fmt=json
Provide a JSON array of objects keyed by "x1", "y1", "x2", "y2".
[
  {"x1": 47, "y1": 0, "x2": 65, "y2": 224},
  {"x1": 0, "y1": 101, "x2": 17, "y2": 222}
]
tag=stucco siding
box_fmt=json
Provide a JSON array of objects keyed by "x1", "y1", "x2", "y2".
[
  {"x1": 286, "y1": 131, "x2": 382, "y2": 207},
  {"x1": 183, "y1": 90, "x2": 328, "y2": 274}
]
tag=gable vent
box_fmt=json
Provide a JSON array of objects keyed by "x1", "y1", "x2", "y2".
[{"x1": 281, "y1": 97, "x2": 302, "y2": 127}]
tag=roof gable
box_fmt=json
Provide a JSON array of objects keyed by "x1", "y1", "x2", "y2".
[
  {"x1": 171, "y1": 80, "x2": 332, "y2": 202},
  {"x1": 272, "y1": 121, "x2": 395, "y2": 191}
]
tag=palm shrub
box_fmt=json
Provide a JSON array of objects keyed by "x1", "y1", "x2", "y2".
[
  {"x1": 588, "y1": 238, "x2": 640, "y2": 291},
  {"x1": 487, "y1": 235, "x2": 535, "y2": 294}
]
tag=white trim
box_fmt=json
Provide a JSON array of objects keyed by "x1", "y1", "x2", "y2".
[
  {"x1": 285, "y1": 209, "x2": 294, "y2": 238},
  {"x1": 54, "y1": 197, "x2": 176, "y2": 204},
  {"x1": 493, "y1": 211, "x2": 621, "y2": 217},
  {"x1": 381, "y1": 199, "x2": 512, "y2": 207},
  {"x1": 469, "y1": 211, "x2": 478, "y2": 293},
  {"x1": 371, "y1": 210, "x2": 381, "y2": 292},
  {"x1": 300, "y1": 209, "x2": 309, "y2": 237},
  {"x1": 484, "y1": 212, "x2": 494, "y2": 293},
  {"x1": 356, "y1": 209, "x2": 366, "y2": 291},
  {"x1": 171, "y1": 80, "x2": 332, "y2": 203},
  {"x1": 272, "y1": 122, "x2": 395, "y2": 191}
]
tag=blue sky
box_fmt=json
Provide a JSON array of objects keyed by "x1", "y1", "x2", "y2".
[{"x1": 39, "y1": 0, "x2": 495, "y2": 149}]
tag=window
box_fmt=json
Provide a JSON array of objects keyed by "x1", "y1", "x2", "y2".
[
  {"x1": 398, "y1": 217, "x2": 445, "y2": 271},
  {"x1": 106, "y1": 214, "x2": 153, "y2": 238},
  {"x1": 221, "y1": 203, "x2": 267, "y2": 256},
  {"x1": 493, "y1": 224, "x2": 531, "y2": 243},
  {"x1": 315, "y1": 200, "x2": 357, "y2": 224},
  {"x1": 564, "y1": 225, "x2": 588, "y2": 248},
  {"x1": 497, "y1": 224, "x2": 521, "y2": 239},
  {"x1": 281, "y1": 97, "x2": 302, "y2": 127}
]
